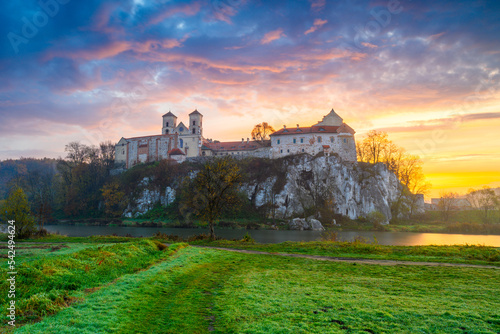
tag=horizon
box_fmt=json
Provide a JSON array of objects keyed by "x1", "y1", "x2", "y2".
[{"x1": 1, "y1": 0, "x2": 499, "y2": 198}]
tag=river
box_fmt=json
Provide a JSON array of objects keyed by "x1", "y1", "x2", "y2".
[{"x1": 44, "y1": 225, "x2": 500, "y2": 246}]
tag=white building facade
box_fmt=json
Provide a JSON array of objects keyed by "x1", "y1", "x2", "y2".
[
  {"x1": 115, "y1": 108, "x2": 357, "y2": 169},
  {"x1": 270, "y1": 109, "x2": 357, "y2": 162}
]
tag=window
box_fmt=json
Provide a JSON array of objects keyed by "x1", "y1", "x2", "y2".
[
  {"x1": 179, "y1": 139, "x2": 183, "y2": 148},
  {"x1": 293, "y1": 138, "x2": 296, "y2": 144},
  {"x1": 122, "y1": 150, "x2": 124, "y2": 154},
  {"x1": 287, "y1": 149, "x2": 290, "y2": 153},
  {"x1": 165, "y1": 129, "x2": 169, "y2": 134},
  {"x1": 277, "y1": 139, "x2": 281, "y2": 144},
  {"x1": 300, "y1": 138, "x2": 304, "y2": 143},
  {"x1": 318, "y1": 137, "x2": 322, "y2": 143},
  {"x1": 330, "y1": 137, "x2": 334, "y2": 143},
  {"x1": 192, "y1": 129, "x2": 196, "y2": 134},
  {"x1": 343, "y1": 138, "x2": 347, "y2": 143},
  {"x1": 302, "y1": 149, "x2": 304, "y2": 152},
  {"x1": 193, "y1": 121, "x2": 196, "y2": 125},
  {"x1": 166, "y1": 122, "x2": 169, "y2": 127},
  {"x1": 280, "y1": 149, "x2": 283, "y2": 153}
]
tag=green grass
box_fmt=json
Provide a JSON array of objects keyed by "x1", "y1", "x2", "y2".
[
  {"x1": 186, "y1": 240, "x2": 500, "y2": 266},
  {"x1": 0, "y1": 240, "x2": 185, "y2": 325},
  {"x1": 15, "y1": 246, "x2": 500, "y2": 333}
]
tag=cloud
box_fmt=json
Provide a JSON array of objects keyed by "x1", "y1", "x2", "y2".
[
  {"x1": 309, "y1": 0, "x2": 326, "y2": 12},
  {"x1": 305, "y1": 18, "x2": 327, "y2": 35},
  {"x1": 260, "y1": 29, "x2": 285, "y2": 44},
  {"x1": 376, "y1": 112, "x2": 500, "y2": 133}
]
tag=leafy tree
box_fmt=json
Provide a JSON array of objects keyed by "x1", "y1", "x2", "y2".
[
  {"x1": 251, "y1": 122, "x2": 275, "y2": 142},
  {"x1": 357, "y1": 130, "x2": 430, "y2": 219},
  {"x1": 467, "y1": 187, "x2": 499, "y2": 221},
  {"x1": 1, "y1": 187, "x2": 36, "y2": 238},
  {"x1": 189, "y1": 157, "x2": 243, "y2": 239},
  {"x1": 101, "y1": 183, "x2": 126, "y2": 217}
]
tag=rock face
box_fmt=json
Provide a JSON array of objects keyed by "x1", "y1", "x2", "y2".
[
  {"x1": 123, "y1": 178, "x2": 176, "y2": 218},
  {"x1": 125, "y1": 154, "x2": 416, "y2": 223},
  {"x1": 243, "y1": 154, "x2": 404, "y2": 224}
]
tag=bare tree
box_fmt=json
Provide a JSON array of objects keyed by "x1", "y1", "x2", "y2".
[
  {"x1": 437, "y1": 192, "x2": 457, "y2": 221},
  {"x1": 467, "y1": 187, "x2": 499, "y2": 220}
]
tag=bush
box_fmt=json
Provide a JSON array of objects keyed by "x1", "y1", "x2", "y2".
[
  {"x1": 241, "y1": 232, "x2": 255, "y2": 243},
  {"x1": 366, "y1": 211, "x2": 387, "y2": 230},
  {"x1": 1, "y1": 187, "x2": 36, "y2": 238}
]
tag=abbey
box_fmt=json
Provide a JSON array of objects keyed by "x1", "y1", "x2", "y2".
[{"x1": 114, "y1": 108, "x2": 356, "y2": 168}]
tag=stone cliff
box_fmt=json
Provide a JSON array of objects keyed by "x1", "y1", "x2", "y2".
[{"x1": 124, "y1": 154, "x2": 414, "y2": 224}]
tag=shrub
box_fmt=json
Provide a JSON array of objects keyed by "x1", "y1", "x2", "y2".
[{"x1": 241, "y1": 232, "x2": 255, "y2": 243}]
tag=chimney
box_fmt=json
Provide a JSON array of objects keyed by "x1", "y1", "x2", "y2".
[
  {"x1": 247, "y1": 138, "x2": 249, "y2": 143},
  {"x1": 283, "y1": 125, "x2": 286, "y2": 129},
  {"x1": 242, "y1": 138, "x2": 244, "y2": 143},
  {"x1": 297, "y1": 124, "x2": 299, "y2": 128}
]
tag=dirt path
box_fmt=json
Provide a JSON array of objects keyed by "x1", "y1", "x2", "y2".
[{"x1": 190, "y1": 245, "x2": 500, "y2": 270}]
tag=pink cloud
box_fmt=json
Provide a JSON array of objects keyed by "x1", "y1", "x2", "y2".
[
  {"x1": 305, "y1": 18, "x2": 328, "y2": 35},
  {"x1": 146, "y1": 2, "x2": 201, "y2": 26},
  {"x1": 261, "y1": 29, "x2": 285, "y2": 44},
  {"x1": 310, "y1": 0, "x2": 326, "y2": 12}
]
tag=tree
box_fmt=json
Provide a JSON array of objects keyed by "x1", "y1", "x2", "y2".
[
  {"x1": 1, "y1": 187, "x2": 36, "y2": 238},
  {"x1": 190, "y1": 157, "x2": 243, "y2": 239},
  {"x1": 357, "y1": 130, "x2": 390, "y2": 164},
  {"x1": 101, "y1": 183, "x2": 126, "y2": 217},
  {"x1": 437, "y1": 192, "x2": 457, "y2": 221},
  {"x1": 357, "y1": 130, "x2": 430, "y2": 219},
  {"x1": 467, "y1": 187, "x2": 499, "y2": 221},
  {"x1": 251, "y1": 122, "x2": 275, "y2": 142}
]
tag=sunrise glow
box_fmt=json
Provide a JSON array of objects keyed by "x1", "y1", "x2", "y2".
[{"x1": 0, "y1": 0, "x2": 499, "y2": 199}]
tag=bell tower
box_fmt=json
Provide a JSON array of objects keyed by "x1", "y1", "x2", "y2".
[
  {"x1": 162, "y1": 111, "x2": 177, "y2": 134},
  {"x1": 189, "y1": 109, "x2": 203, "y2": 136}
]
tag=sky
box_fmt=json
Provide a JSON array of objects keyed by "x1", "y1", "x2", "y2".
[{"x1": 0, "y1": 0, "x2": 499, "y2": 198}]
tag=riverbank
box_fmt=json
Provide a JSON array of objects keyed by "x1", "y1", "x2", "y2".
[
  {"x1": 3, "y1": 238, "x2": 500, "y2": 333},
  {"x1": 46, "y1": 217, "x2": 500, "y2": 235}
]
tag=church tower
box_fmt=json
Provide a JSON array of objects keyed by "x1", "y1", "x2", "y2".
[
  {"x1": 189, "y1": 109, "x2": 203, "y2": 136},
  {"x1": 162, "y1": 111, "x2": 177, "y2": 134}
]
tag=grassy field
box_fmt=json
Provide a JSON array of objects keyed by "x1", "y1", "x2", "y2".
[
  {"x1": 186, "y1": 239, "x2": 500, "y2": 266},
  {"x1": 0, "y1": 239, "x2": 186, "y2": 328},
  {"x1": 1, "y1": 236, "x2": 499, "y2": 333},
  {"x1": 7, "y1": 244, "x2": 499, "y2": 334}
]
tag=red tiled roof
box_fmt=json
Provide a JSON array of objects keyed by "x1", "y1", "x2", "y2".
[
  {"x1": 203, "y1": 140, "x2": 269, "y2": 152},
  {"x1": 270, "y1": 123, "x2": 355, "y2": 136},
  {"x1": 168, "y1": 148, "x2": 185, "y2": 156},
  {"x1": 322, "y1": 145, "x2": 330, "y2": 149}
]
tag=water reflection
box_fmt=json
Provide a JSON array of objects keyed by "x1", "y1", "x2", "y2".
[{"x1": 44, "y1": 225, "x2": 500, "y2": 246}]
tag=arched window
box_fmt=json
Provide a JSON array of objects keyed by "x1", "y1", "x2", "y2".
[
  {"x1": 192, "y1": 128, "x2": 196, "y2": 134},
  {"x1": 179, "y1": 139, "x2": 183, "y2": 148},
  {"x1": 193, "y1": 121, "x2": 196, "y2": 125},
  {"x1": 318, "y1": 137, "x2": 322, "y2": 143},
  {"x1": 165, "y1": 129, "x2": 169, "y2": 134},
  {"x1": 166, "y1": 122, "x2": 169, "y2": 127}
]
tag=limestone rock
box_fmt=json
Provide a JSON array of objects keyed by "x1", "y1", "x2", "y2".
[
  {"x1": 289, "y1": 218, "x2": 308, "y2": 230},
  {"x1": 307, "y1": 218, "x2": 325, "y2": 231}
]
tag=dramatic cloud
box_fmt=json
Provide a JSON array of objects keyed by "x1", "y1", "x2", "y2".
[{"x1": 0, "y1": 0, "x2": 499, "y2": 196}]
